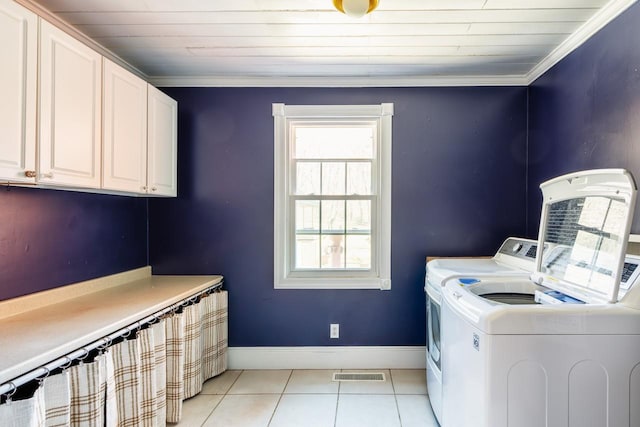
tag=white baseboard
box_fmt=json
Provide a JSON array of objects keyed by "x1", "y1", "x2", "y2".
[{"x1": 228, "y1": 346, "x2": 427, "y2": 370}]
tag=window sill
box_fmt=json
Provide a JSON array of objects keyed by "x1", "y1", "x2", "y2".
[{"x1": 275, "y1": 277, "x2": 391, "y2": 290}]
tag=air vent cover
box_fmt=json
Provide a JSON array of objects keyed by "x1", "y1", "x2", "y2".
[{"x1": 332, "y1": 372, "x2": 386, "y2": 382}]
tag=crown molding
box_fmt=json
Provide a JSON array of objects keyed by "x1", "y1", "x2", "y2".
[
  {"x1": 14, "y1": 0, "x2": 150, "y2": 81},
  {"x1": 149, "y1": 74, "x2": 528, "y2": 88},
  {"x1": 526, "y1": 0, "x2": 637, "y2": 85}
]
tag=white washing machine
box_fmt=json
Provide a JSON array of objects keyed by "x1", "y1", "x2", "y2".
[
  {"x1": 441, "y1": 169, "x2": 640, "y2": 427},
  {"x1": 425, "y1": 237, "x2": 542, "y2": 424}
]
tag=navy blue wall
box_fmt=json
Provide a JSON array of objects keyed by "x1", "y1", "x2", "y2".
[
  {"x1": 2, "y1": 2, "x2": 637, "y2": 349},
  {"x1": 149, "y1": 87, "x2": 528, "y2": 346},
  {"x1": 0, "y1": 187, "x2": 148, "y2": 301},
  {"x1": 528, "y1": 3, "x2": 640, "y2": 236}
]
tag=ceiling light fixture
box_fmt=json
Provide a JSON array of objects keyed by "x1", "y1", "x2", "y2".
[{"x1": 333, "y1": 0, "x2": 379, "y2": 18}]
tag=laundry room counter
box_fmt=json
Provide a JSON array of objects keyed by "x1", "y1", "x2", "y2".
[{"x1": 0, "y1": 267, "x2": 223, "y2": 384}]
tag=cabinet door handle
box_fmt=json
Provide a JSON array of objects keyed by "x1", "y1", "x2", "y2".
[
  {"x1": 24, "y1": 170, "x2": 37, "y2": 178},
  {"x1": 141, "y1": 186, "x2": 148, "y2": 191},
  {"x1": 40, "y1": 172, "x2": 54, "y2": 179},
  {"x1": 151, "y1": 187, "x2": 157, "y2": 192}
]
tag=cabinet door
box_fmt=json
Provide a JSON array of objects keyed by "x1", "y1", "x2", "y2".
[
  {"x1": 39, "y1": 20, "x2": 101, "y2": 188},
  {"x1": 103, "y1": 59, "x2": 148, "y2": 193},
  {"x1": 147, "y1": 85, "x2": 178, "y2": 197},
  {"x1": 0, "y1": 0, "x2": 37, "y2": 183}
]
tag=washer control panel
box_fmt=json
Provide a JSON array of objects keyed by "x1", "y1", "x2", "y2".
[
  {"x1": 620, "y1": 255, "x2": 640, "y2": 292},
  {"x1": 497, "y1": 237, "x2": 539, "y2": 261}
]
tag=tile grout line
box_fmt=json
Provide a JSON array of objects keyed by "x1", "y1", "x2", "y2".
[
  {"x1": 333, "y1": 368, "x2": 342, "y2": 427},
  {"x1": 199, "y1": 369, "x2": 244, "y2": 427},
  {"x1": 335, "y1": 368, "x2": 346, "y2": 426},
  {"x1": 266, "y1": 369, "x2": 294, "y2": 426},
  {"x1": 389, "y1": 370, "x2": 404, "y2": 427}
]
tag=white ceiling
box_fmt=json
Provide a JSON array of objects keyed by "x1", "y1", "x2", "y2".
[{"x1": 21, "y1": 0, "x2": 637, "y2": 86}]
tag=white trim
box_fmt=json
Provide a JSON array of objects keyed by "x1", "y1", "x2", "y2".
[
  {"x1": 151, "y1": 74, "x2": 528, "y2": 88},
  {"x1": 273, "y1": 103, "x2": 392, "y2": 290},
  {"x1": 379, "y1": 105, "x2": 392, "y2": 290},
  {"x1": 275, "y1": 104, "x2": 390, "y2": 117},
  {"x1": 228, "y1": 346, "x2": 427, "y2": 370},
  {"x1": 629, "y1": 234, "x2": 640, "y2": 244},
  {"x1": 526, "y1": 0, "x2": 637, "y2": 85}
]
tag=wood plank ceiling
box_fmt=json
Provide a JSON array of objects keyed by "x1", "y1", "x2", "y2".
[{"x1": 23, "y1": 0, "x2": 637, "y2": 86}]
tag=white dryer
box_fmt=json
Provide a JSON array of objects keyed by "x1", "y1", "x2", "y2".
[
  {"x1": 441, "y1": 169, "x2": 640, "y2": 427},
  {"x1": 424, "y1": 237, "x2": 541, "y2": 424}
]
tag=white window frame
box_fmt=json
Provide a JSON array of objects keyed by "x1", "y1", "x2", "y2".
[{"x1": 273, "y1": 103, "x2": 393, "y2": 290}]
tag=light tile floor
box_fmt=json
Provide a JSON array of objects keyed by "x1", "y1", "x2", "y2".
[{"x1": 175, "y1": 369, "x2": 439, "y2": 427}]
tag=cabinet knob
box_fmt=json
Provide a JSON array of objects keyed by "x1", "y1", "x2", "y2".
[
  {"x1": 40, "y1": 172, "x2": 54, "y2": 179},
  {"x1": 24, "y1": 170, "x2": 37, "y2": 178},
  {"x1": 141, "y1": 186, "x2": 148, "y2": 191},
  {"x1": 151, "y1": 187, "x2": 157, "y2": 192}
]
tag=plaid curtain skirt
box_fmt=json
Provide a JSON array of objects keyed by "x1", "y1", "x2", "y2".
[
  {"x1": 0, "y1": 289, "x2": 228, "y2": 426},
  {"x1": 0, "y1": 387, "x2": 45, "y2": 427}
]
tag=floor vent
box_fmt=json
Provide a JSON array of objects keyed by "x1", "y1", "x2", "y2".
[{"x1": 332, "y1": 372, "x2": 386, "y2": 382}]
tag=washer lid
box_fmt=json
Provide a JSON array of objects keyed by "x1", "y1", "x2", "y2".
[
  {"x1": 532, "y1": 169, "x2": 638, "y2": 304},
  {"x1": 427, "y1": 258, "x2": 527, "y2": 286}
]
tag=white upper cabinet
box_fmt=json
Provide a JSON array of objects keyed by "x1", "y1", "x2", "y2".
[
  {"x1": 0, "y1": 0, "x2": 37, "y2": 183},
  {"x1": 39, "y1": 20, "x2": 102, "y2": 188},
  {"x1": 147, "y1": 85, "x2": 178, "y2": 197},
  {"x1": 102, "y1": 58, "x2": 148, "y2": 193},
  {"x1": 1, "y1": 4, "x2": 177, "y2": 196}
]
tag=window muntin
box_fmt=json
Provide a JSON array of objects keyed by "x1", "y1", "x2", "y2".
[{"x1": 273, "y1": 103, "x2": 392, "y2": 290}]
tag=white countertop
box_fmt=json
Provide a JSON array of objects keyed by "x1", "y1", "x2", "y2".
[{"x1": 0, "y1": 269, "x2": 223, "y2": 384}]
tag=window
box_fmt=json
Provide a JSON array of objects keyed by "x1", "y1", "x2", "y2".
[{"x1": 273, "y1": 103, "x2": 393, "y2": 289}]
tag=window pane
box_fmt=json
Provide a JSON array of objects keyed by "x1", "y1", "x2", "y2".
[
  {"x1": 347, "y1": 200, "x2": 371, "y2": 232},
  {"x1": 322, "y1": 162, "x2": 346, "y2": 195},
  {"x1": 322, "y1": 200, "x2": 345, "y2": 233},
  {"x1": 296, "y1": 162, "x2": 320, "y2": 195},
  {"x1": 294, "y1": 126, "x2": 374, "y2": 159},
  {"x1": 347, "y1": 162, "x2": 372, "y2": 195},
  {"x1": 295, "y1": 200, "x2": 319, "y2": 232},
  {"x1": 296, "y1": 235, "x2": 320, "y2": 269},
  {"x1": 321, "y1": 235, "x2": 345, "y2": 269},
  {"x1": 346, "y1": 235, "x2": 371, "y2": 269}
]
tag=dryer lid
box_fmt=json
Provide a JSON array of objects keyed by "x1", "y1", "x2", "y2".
[{"x1": 532, "y1": 169, "x2": 638, "y2": 304}]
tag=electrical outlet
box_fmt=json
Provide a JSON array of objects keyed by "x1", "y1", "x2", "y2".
[{"x1": 330, "y1": 323, "x2": 340, "y2": 339}]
